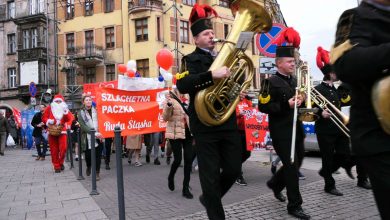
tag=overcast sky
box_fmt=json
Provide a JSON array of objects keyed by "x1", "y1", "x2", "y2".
[{"x1": 277, "y1": 0, "x2": 359, "y2": 80}]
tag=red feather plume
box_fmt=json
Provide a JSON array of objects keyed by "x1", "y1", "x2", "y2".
[
  {"x1": 274, "y1": 27, "x2": 301, "y2": 48},
  {"x1": 316, "y1": 46, "x2": 330, "y2": 69},
  {"x1": 189, "y1": 4, "x2": 218, "y2": 24}
]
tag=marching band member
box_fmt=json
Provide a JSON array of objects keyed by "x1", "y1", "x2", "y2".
[
  {"x1": 331, "y1": 0, "x2": 390, "y2": 218},
  {"x1": 314, "y1": 47, "x2": 354, "y2": 196},
  {"x1": 258, "y1": 28, "x2": 310, "y2": 219},
  {"x1": 176, "y1": 4, "x2": 242, "y2": 219}
]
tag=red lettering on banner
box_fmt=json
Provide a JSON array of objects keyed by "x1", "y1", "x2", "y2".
[
  {"x1": 96, "y1": 87, "x2": 167, "y2": 138},
  {"x1": 244, "y1": 107, "x2": 270, "y2": 151}
]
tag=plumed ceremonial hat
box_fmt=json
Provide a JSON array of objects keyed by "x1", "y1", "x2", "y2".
[
  {"x1": 316, "y1": 46, "x2": 333, "y2": 75},
  {"x1": 274, "y1": 27, "x2": 301, "y2": 58},
  {"x1": 189, "y1": 4, "x2": 218, "y2": 36}
]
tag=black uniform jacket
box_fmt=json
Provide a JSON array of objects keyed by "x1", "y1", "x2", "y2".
[
  {"x1": 258, "y1": 72, "x2": 304, "y2": 141},
  {"x1": 314, "y1": 82, "x2": 343, "y2": 135},
  {"x1": 31, "y1": 112, "x2": 45, "y2": 138},
  {"x1": 333, "y1": 2, "x2": 390, "y2": 156},
  {"x1": 176, "y1": 47, "x2": 237, "y2": 133}
]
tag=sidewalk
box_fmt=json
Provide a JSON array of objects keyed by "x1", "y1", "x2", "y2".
[
  {"x1": 0, "y1": 147, "x2": 380, "y2": 220},
  {"x1": 0, "y1": 147, "x2": 107, "y2": 220}
]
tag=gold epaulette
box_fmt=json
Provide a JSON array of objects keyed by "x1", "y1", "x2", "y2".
[
  {"x1": 176, "y1": 71, "x2": 189, "y2": 80},
  {"x1": 259, "y1": 94, "x2": 270, "y2": 104},
  {"x1": 330, "y1": 40, "x2": 356, "y2": 64},
  {"x1": 341, "y1": 95, "x2": 351, "y2": 104}
]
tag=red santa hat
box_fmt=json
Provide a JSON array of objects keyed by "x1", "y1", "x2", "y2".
[
  {"x1": 52, "y1": 94, "x2": 65, "y2": 103},
  {"x1": 316, "y1": 46, "x2": 333, "y2": 75}
]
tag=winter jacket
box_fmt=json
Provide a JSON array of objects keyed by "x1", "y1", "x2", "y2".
[{"x1": 162, "y1": 98, "x2": 190, "y2": 140}]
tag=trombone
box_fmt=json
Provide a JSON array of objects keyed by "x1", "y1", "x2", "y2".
[{"x1": 310, "y1": 87, "x2": 350, "y2": 138}]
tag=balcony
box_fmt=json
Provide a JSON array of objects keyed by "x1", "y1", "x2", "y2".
[
  {"x1": 68, "y1": 44, "x2": 104, "y2": 66},
  {"x1": 128, "y1": 0, "x2": 163, "y2": 14},
  {"x1": 18, "y1": 47, "x2": 47, "y2": 62},
  {"x1": 13, "y1": 13, "x2": 46, "y2": 25}
]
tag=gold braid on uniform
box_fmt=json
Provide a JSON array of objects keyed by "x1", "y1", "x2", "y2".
[
  {"x1": 259, "y1": 79, "x2": 270, "y2": 104},
  {"x1": 341, "y1": 95, "x2": 351, "y2": 104},
  {"x1": 176, "y1": 56, "x2": 189, "y2": 80}
]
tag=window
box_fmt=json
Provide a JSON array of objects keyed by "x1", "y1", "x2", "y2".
[
  {"x1": 7, "y1": 1, "x2": 15, "y2": 19},
  {"x1": 136, "y1": 59, "x2": 149, "y2": 77},
  {"x1": 85, "y1": 30, "x2": 94, "y2": 56},
  {"x1": 8, "y1": 68, "x2": 17, "y2": 88},
  {"x1": 29, "y1": 0, "x2": 44, "y2": 15},
  {"x1": 157, "y1": 17, "x2": 161, "y2": 41},
  {"x1": 7, "y1": 34, "x2": 16, "y2": 54},
  {"x1": 85, "y1": 67, "x2": 96, "y2": 83},
  {"x1": 66, "y1": 68, "x2": 75, "y2": 85},
  {"x1": 219, "y1": 0, "x2": 229, "y2": 7},
  {"x1": 39, "y1": 63, "x2": 47, "y2": 84},
  {"x1": 66, "y1": 0, "x2": 75, "y2": 19},
  {"x1": 180, "y1": 20, "x2": 189, "y2": 43},
  {"x1": 66, "y1": 33, "x2": 75, "y2": 54},
  {"x1": 31, "y1": 28, "x2": 38, "y2": 48},
  {"x1": 85, "y1": 0, "x2": 94, "y2": 16},
  {"x1": 42, "y1": 28, "x2": 47, "y2": 47},
  {"x1": 182, "y1": 0, "x2": 196, "y2": 6},
  {"x1": 106, "y1": 64, "x2": 115, "y2": 81},
  {"x1": 105, "y1": 27, "x2": 115, "y2": 49},
  {"x1": 23, "y1": 30, "x2": 30, "y2": 49},
  {"x1": 224, "y1": 24, "x2": 229, "y2": 39},
  {"x1": 135, "y1": 18, "x2": 148, "y2": 41},
  {"x1": 104, "y1": 0, "x2": 114, "y2": 12}
]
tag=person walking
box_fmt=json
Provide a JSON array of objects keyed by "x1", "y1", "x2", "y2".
[
  {"x1": 176, "y1": 4, "x2": 243, "y2": 219},
  {"x1": 8, "y1": 115, "x2": 18, "y2": 147},
  {"x1": 42, "y1": 94, "x2": 74, "y2": 173},
  {"x1": 163, "y1": 87, "x2": 194, "y2": 199},
  {"x1": 0, "y1": 111, "x2": 9, "y2": 156},
  {"x1": 258, "y1": 28, "x2": 310, "y2": 219},
  {"x1": 78, "y1": 94, "x2": 103, "y2": 180},
  {"x1": 126, "y1": 135, "x2": 142, "y2": 167},
  {"x1": 332, "y1": 1, "x2": 390, "y2": 218},
  {"x1": 31, "y1": 104, "x2": 48, "y2": 161}
]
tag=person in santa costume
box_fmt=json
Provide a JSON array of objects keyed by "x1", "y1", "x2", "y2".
[{"x1": 42, "y1": 94, "x2": 74, "y2": 173}]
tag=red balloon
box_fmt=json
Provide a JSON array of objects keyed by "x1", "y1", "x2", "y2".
[
  {"x1": 118, "y1": 64, "x2": 127, "y2": 73},
  {"x1": 127, "y1": 69, "x2": 135, "y2": 77},
  {"x1": 156, "y1": 48, "x2": 174, "y2": 70}
]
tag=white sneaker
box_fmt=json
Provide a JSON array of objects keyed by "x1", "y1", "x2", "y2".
[{"x1": 134, "y1": 161, "x2": 143, "y2": 167}]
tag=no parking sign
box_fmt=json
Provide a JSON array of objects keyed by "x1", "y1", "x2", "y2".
[{"x1": 256, "y1": 23, "x2": 286, "y2": 58}]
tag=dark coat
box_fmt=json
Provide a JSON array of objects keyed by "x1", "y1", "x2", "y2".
[
  {"x1": 258, "y1": 72, "x2": 304, "y2": 141},
  {"x1": 31, "y1": 112, "x2": 44, "y2": 138},
  {"x1": 333, "y1": 2, "x2": 390, "y2": 156},
  {"x1": 176, "y1": 47, "x2": 237, "y2": 133},
  {"x1": 0, "y1": 116, "x2": 9, "y2": 133},
  {"x1": 314, "y1": 82, "x2": 343, "y2": 135}
]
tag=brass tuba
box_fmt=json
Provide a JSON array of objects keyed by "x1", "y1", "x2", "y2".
[
  {"x1": 194, "y1": 0, "x2": 272, "y2": 126},
  {"x1": 372, "y1": 75, "x2": 390, "y2": 134}
]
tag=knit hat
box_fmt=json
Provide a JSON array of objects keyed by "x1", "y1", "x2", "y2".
[
  {"x1": 52, "y1": 94, "x2": 65, "y2": 102},
  {"x1": 274, "y1": 27, "x2": 301, "y2": 58},
  {"x1": 189, "y1": 4, "x2": 218, "y2": 36}
]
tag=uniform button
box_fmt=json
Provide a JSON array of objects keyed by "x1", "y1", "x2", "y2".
[
  {"x1": 202, "y1": 84, "x2": 204, "y2": 86},
  {"x1": 383, "y1": 69, "x2": 389, "y2": 74}
]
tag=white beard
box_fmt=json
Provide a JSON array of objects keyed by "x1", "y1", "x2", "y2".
[{"x1": 51, "y1": 101, "x2": 68, "y2": 120}]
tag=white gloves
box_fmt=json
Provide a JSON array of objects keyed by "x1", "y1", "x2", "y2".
[{"x1": 47, "y1": 119, "x2": 55, "y2": 125}]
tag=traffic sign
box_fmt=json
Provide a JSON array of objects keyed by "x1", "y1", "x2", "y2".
[
  {"x1": 30, "y1": 97, "x2": 36, "y2": 106},
  {"x1": 29, "y1": 82, "x2": 37, "y2": 97},
  {"x1": 256, "y1": 23, "x2": 286, "y2": 58}
]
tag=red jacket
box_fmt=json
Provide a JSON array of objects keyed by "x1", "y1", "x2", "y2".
[{"x1": 42, "y1": 105, "x2": 74, "y2": 134}]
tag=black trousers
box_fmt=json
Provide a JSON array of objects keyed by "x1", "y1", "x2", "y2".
[
  {"x1": 239, "y1": 130, "x2": 251, "y2": 175},
  {"x1": 104, "y1": 138, "x2": 113, "y2": 165},
  {"x1": 268, "y1": 137, "x2": 305, "y2": 211},
  {"x1": 195, "y1": 130, "x2": 242, "y2": 220},
  {"x1": 359, "y1": 152, "x2": 390, "y2": 219},
  {"x1": 85, "y1": 140, "x2": 103, "y2": 172},
  {"x1": 168, "y1": 128, "x2": 193, "y2": 189},
  {"x1": 317, "y1": 133, "x2": 352, "y2": 190}
]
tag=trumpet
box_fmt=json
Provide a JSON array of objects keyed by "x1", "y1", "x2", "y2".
[{"x1": 310, "y1": 87, "x2": 350, "y2": 138}]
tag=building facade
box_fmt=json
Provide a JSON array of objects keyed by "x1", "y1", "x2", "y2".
[{"x1": 0, "y1": 0, "x2": 56, "y2": 109}]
